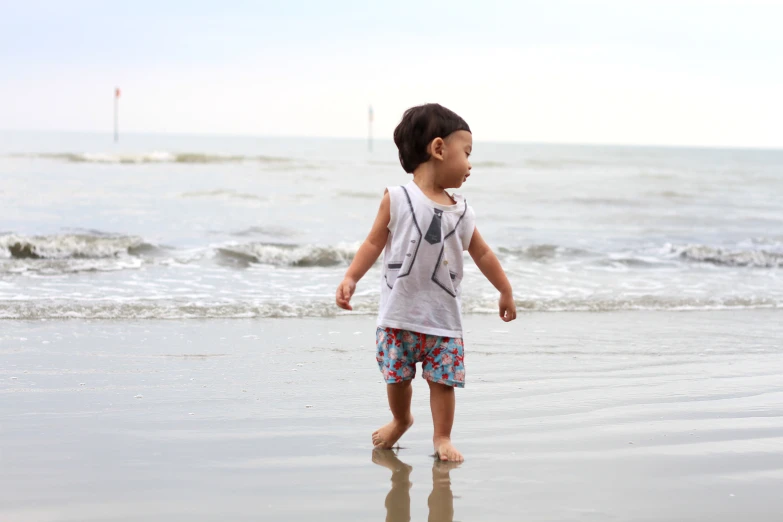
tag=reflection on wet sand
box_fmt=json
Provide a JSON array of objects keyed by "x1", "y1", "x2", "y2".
[
  {"x1": 429, "y1": 459, "x2": 459, "y2": 522},
  {"x1": 373, "y1": 449, "x2": 459, "y2": 522}
]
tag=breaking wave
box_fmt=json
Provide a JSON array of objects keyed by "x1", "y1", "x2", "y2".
[
  {"x1": 3, "y1": 234, "x2": 778, "y2": 272},
  {"x1": 12, "y1": 152, "x2": 293, "y2": 165},
  {"x1": 5, "y1": 234, "x2": 779, "y2": 272},
  {"x1": 667, "y1": 243, "x2": 783, "y2": 268},
  {"x1": 215, "y1": 242, "x2": 358, "y2": 268},
  {"x1": 498, "y1": 244, "x2": 593, "y2": 260},
  {"x1": 499, "y1": 241, "x2": 783, "y2": 268},
  {"x1": 0, "y1": 233, "x2": 161, "y2": 260}
]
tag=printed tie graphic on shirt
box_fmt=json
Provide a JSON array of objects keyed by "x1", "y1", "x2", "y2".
[{"x1": 424, "y1": 209, "x2": 443, "y2": 245}]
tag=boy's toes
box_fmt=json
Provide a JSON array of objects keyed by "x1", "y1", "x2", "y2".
[
  {"x1": 371, "y1": 417, "x2": 413, "y2": 449},
  {"x1": 434, "y1": 439, "x2": 464, "y2": 462}
]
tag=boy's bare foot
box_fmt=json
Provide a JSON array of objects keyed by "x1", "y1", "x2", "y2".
[
  {"x1": 433, "y1": 437, "x2": 464, "y2": 462},
  {"x1": 372, "y1": 415, "x2": 414, "y2": 449}
]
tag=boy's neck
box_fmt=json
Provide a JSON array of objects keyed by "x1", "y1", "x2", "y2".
[{"x1": 412, "y1": 166, "x2": 453, "y2": 203}]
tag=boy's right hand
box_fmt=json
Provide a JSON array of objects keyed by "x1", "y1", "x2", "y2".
[
  {"x1": 335, "y1": 277, "x2": 357, "y2": 310},
  {"x1": 499, "y1": 290, "x2": 517, "y2": 322}
]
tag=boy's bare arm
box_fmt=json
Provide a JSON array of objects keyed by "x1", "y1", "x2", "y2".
[
  {"x1": 468, "y1": 227, "x2": 517, "y2": 322},
  {"x1": 335, "y1": 191, "x2": 391, "y2": 310}
]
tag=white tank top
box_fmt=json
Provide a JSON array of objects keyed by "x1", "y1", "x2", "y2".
[{"x1": 377, "y1": 181, "x2": 476, "y2": 337}]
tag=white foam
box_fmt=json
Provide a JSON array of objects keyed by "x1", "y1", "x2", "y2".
[
  {"x1": 0, "y1": 233, "x2": 151, "y2": 260},
  {"x1": 0, "y1": 294, "x2": 779, "y2": 320},
  {"x1": 216, "y1": 242, "x2": 359, "y2": 267}
]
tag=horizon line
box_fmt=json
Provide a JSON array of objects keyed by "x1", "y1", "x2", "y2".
[{"x1": 1, "y1": 128, "x2": 781, "y2": 153}]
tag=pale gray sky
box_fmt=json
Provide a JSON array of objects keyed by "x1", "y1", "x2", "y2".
[{"x1": 2, "y1": 0, "x2": 781, "y2": 147}]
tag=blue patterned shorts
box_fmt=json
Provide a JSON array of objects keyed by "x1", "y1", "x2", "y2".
[{"x1": 376, "y1": 327, "x2": 465, "y2": 388}]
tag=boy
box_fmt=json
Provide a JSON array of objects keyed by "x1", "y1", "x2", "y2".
[{"x1": 336, "y1": 103, "x2": 516, "y2": 462}]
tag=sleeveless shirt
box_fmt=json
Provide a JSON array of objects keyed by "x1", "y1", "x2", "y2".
[{"x1": 376, "y1": 180, "x2": 476, "y2": 337}]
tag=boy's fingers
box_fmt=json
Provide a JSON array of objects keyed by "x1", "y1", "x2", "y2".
[{"x1": 335, "y1": 285, "x2": 353, "y2": 310}]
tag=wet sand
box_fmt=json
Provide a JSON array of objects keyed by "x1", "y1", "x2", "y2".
[{"x1": 1, "y1": 311, "x2": 782, "y2": 521}]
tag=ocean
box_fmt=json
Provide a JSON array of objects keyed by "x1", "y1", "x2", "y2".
[
  {"x1": 3, "y1": 131, "x2": 783, "y2": 521},
  {"x1": 1, "y1": 131, "x2": 781, "y2": 320}
]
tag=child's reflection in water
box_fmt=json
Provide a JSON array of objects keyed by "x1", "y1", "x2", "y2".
[{"x1": 372, "y1": 449, "x2": 458, "y2": 522}]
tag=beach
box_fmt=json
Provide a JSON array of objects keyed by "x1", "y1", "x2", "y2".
[
  {"x1": 2, "y1": 133, "x2": 782, "y2": 520},
  {"x1": 3, "y1": 2, "x2": 783, "y2": 518},
  {"x1": 2, "y1": 310, "x2": 782, "y2": 521},
  {"x1": 3, "y1": 0, "x2": 783, "y2": 517}
]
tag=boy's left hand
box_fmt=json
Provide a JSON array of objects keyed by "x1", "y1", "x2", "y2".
[{"x1": 499, "y1": 291, "x2": 517, "y2": 322}]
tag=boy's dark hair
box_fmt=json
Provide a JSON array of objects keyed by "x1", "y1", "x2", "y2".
[{"x1": 393, "y1": 103, "x2": 471, "y2": 173}]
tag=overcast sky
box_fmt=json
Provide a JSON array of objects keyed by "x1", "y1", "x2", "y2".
[{"x1": 2, "y1": 0, "x2": 781, "y2": 148}]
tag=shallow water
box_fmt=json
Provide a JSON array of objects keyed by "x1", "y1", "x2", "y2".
[
  {"x1": 2, "y1": 132, "x2": 782, "y2": 319},
  {"x1": 2, "y1": 311, "x2": 781, "y2": 521}
]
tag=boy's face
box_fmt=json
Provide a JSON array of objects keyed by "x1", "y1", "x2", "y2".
[{"x1": 440, "y1": 130, "x2": 473, "y2": 189}]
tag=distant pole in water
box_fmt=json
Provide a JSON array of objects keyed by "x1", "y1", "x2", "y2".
[
  {"x1": 114, "y1": 87, "x2": 121, "y2": 143},
  {"x1": 368, "y1": 104, "x2": 374, "y2": 152}
]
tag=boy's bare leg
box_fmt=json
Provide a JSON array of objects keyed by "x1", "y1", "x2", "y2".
[
  {"x1": 372, "y1": 380, "x2": 414, "y2": 449},
  {"x1": 428, "y1": 381, "x2": 464, "y2": 462}
]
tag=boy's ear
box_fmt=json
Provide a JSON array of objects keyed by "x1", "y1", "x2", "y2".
[{"x1": 429, "y1": 137, "x2": 445, "y2": 160}]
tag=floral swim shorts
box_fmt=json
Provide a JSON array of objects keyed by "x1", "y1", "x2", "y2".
[{"x1": 376, "y1": 327, "x2": 465, "y2": 388}]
